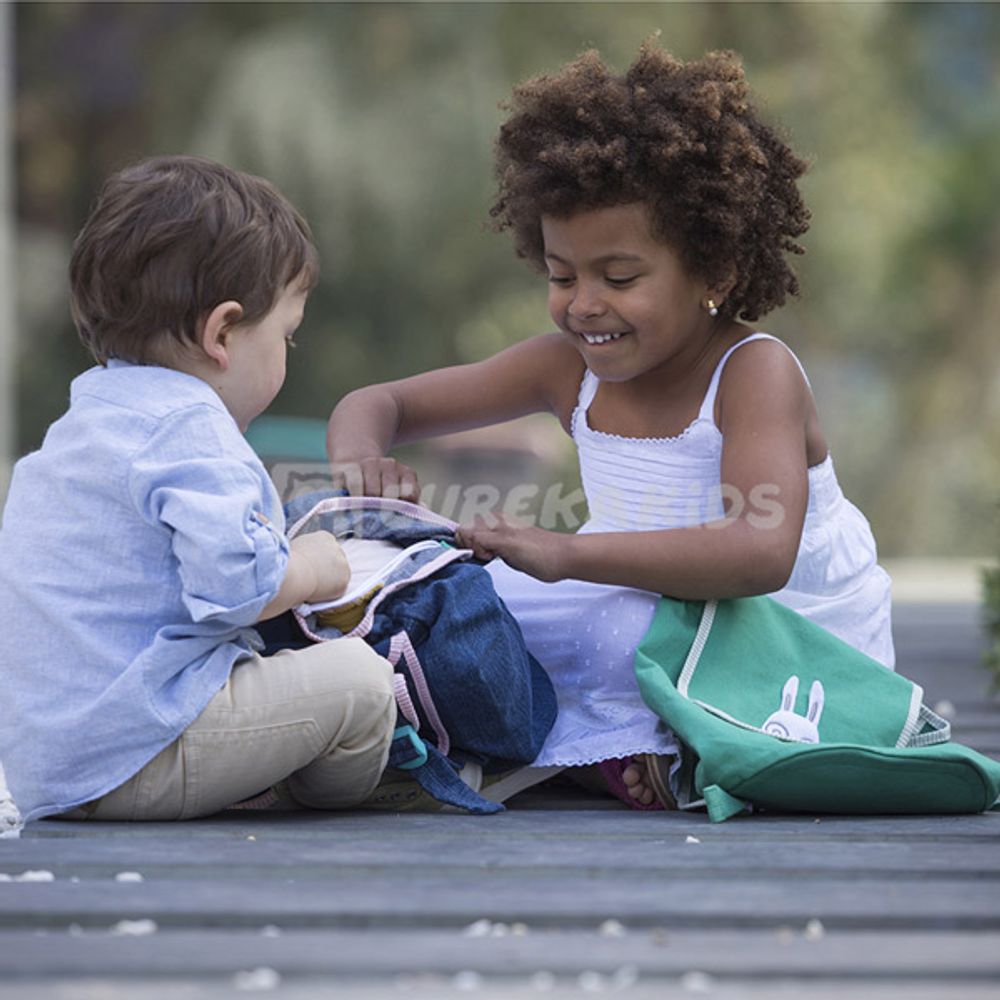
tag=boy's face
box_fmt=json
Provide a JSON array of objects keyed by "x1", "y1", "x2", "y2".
[{"x1": 222, "y1": 279, "x2": 308, "y2": 431}]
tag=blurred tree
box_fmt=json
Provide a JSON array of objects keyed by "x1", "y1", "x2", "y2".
[{"x1": 11, "y1": 1, "x2": 1000, "y2": 556}]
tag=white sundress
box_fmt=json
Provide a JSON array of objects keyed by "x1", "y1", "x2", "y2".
[{"x1": 487, "y1": 332, "x2": 895, "y2": 769}]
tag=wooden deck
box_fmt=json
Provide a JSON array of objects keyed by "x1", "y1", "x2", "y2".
[{"x1": 1, "y1": 601, "x2": 998, "y2": 999}]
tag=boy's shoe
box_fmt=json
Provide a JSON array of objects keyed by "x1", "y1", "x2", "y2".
[
  {"x1": 476, "y1": 764, "x2": 565, "y2": 804},
  {"x1": 358, "y1": 761, "x2": 484, "y2": 813},
  {"x1": 225, "y1": 769, "x2": 470, "y2": 814},
  {"x1": 226, "y1": 763, "x2": 568, "y2": 815},
  {"x1": 226, "y1": 781, "x2": 300, "y2": 812},
  {"x1": 358, "y1": 762, "x2": 564, "y2": 812},
  {"x1": 358, "y1": 769, "x2": 445, "y2": 811}
]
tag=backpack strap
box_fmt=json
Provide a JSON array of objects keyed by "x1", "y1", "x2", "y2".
[{"x1": 387, "y1": 727, "x2": 502, "y2": 814}]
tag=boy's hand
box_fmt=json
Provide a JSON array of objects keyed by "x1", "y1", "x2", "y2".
[
  {"x1": 291, "y1": 531, "x2": 351, "y2": 604},
  {"x1": 455, "y1": 514, "x2": 568, "y2": 584},
  {"x1": 330, "y1": 457, "x2": 420, "y2": 503},
  {"x1": 257, "y1": 531, "x2": 351, "y2": 621}
]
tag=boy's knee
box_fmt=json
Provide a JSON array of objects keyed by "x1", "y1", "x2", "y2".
[
  {"x1": 290, "y1": 641, "x2": 397, "y2": 808},
  {"x1": 322, "y1": 637, "x2": 395, "y2": 699},
  {"x1": 307, "y1": 639, "x2": 396, "y2": 736}
]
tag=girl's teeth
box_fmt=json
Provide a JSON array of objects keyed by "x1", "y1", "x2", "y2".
[{"x1": 583, "y1": 332, "x2": 625, "y2": 345}]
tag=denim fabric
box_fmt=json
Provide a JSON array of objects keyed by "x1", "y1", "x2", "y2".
[
  {"x1": 365, "y1": 561, "x2": 557, "y2": 770},
  {"x1": 284, "y1": 492, "x2": 558, "y2": 812}
]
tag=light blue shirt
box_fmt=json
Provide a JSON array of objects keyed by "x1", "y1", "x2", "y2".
[{"x1": 0, "y1": 361, "x2": 289, "y2": 822}]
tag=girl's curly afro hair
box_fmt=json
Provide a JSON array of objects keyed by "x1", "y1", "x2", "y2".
[{"x1": 490, "y1": 40, "x2": 810, "y2": 323}]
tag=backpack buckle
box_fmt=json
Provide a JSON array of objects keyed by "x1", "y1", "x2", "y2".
[{"x1": 391, "y1": 724, "x2": 429, "y2": 770}]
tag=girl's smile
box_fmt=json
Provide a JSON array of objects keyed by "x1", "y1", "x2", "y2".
[{"x1": 575, "y1": 329, "x2": 630, "y2": 346}]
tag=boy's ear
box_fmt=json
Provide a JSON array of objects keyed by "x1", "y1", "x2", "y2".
[{"x1": 199, "y1": 301, "x2": 244, "y2": 370}]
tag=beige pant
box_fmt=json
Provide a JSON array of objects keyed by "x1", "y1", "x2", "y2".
[{"x1": 70, "y1": 638, "x2": 396, "y2": 821}]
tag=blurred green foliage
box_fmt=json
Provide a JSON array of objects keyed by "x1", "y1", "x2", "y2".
[
  {"x1": 12, "y1": 1, "x2": 1000, "y2": 556},
  {"x1": 984, "y1": 558, "x2": 1000, "y2": 688}
]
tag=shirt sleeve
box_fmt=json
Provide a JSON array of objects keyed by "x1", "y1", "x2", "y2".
[{"x1": 127, "y1": 403, "x2": 289, "y2": 627}]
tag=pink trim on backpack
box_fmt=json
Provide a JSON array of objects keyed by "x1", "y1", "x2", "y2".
[
  {"x1": 393, "y1": 672, "x2": 420, "y2": 731},
  {"x1": 285, "y1": 495, "x2": 465, "y2": 758},
  {"x1": 292, "y1": 547, "x2": 466, "y2": 644},
  {"x1": 286, "y1": 494, "x2": 459, "y2": 540},
  {"x1": 387, "y1": 630, "x2": 450, "y2": 757}
]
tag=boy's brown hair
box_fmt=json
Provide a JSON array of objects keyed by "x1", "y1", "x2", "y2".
[
  {"x1": 70, "y1": 156, "x2": 319, "y2": 365},
  {"x1": 491, "y1": 41, "x2": 810, "y2": 322}
]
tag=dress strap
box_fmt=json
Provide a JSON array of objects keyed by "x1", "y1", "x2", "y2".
[
  {"x1": 572, "y1": 370, "x2": 601, "y2": 433},
  {"x1": 697, "y1": 333, "x2": 809, "y2": 423}
]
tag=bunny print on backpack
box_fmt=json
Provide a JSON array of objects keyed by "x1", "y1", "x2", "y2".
[{"x1": 762, "y1": 676, "x2": 825, "y2": 743}]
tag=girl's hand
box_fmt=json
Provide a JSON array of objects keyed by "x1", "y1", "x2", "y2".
[
  {"x1": 456, "y1": 514, "x2": 569, "y2": 583},
  {"x1": 330, "y1": 457, "x2": 421, "y2": 502}
]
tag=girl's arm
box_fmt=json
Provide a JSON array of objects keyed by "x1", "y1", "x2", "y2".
[
  {"x1": 459, "y1": 341, "x2": 813, "y2": 600},
  {"x1": 327, "y1": 333, "x2": 583, "y2": 498}
]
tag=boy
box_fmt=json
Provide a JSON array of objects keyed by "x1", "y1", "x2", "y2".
[{"x1": 0, "y1": 156, "x2": 396, "y2": 823}]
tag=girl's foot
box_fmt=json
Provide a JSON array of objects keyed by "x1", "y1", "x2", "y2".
[
  {"x1": 582, "y1": 755, "x2": 671, "y2": 811},
  {"x1": 622, "y1": 753, "x2": 678, "y2": 810},
  {"x1": 622, "y1": 759, "x2": 658, "y2": 806},
  {"x1": 569, "y1": 755, "x2": 678, "y2": 811}
]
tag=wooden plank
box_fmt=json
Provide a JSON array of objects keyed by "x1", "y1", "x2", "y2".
[
  {"x1": 1, "y1": 601, "x2": 996, "y2": 999},
  {"x1": 3, "y1": 875, "x2": 999, "y2": 930},
  {"x1": 950, "y1": 727, "x2": 1000, "y2": 742},
  {"x1": 3, "y1": 835, "x2": 999, "y2": 877},
  {"x1": 948, "y1": 704, "x2": 1000, "y2": 718},
  {"x1": 2, "y1": 981, "x2": 1000, "y2": 1000},
  {"x1": 24, "y1": 810, "x2": 1000, "y2": 842},
  {"x1": 0, "y1": 928, "x2": 997, "y2": 979}
]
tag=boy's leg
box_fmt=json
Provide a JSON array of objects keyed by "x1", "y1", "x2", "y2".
[{"x1": 86, "y1": 638, "x2": 395, "y2": 820}]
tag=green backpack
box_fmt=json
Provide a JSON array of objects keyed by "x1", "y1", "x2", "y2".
[{"x1": 634, "y1": 596, "x2": 1000, "y2": 822}]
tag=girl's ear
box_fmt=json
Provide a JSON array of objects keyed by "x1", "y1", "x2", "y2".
[
  {"x1": 709, "y1": 270, "x2": 739, "y2": 310},
  {"x1": 199, "y1": 301, "x2": 244, "y2": 370}
]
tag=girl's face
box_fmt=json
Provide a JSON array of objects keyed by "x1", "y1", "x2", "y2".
[{"x1": 542, "y1": 203, "x2": 715, "y2": 384}]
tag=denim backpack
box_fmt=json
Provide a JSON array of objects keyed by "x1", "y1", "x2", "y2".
[{"x1": 273, "y1": 492, "x2": 557, "y2": 814}]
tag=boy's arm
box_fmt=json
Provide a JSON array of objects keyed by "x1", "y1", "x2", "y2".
[
  {"x1": 130, "y1": 406, "x2": 347, "y2": 628},
  {"x1": 257, "y1": 532, "x2": 351, "y2": 622},
  {"x1": 327, "y1": 334, "x2": 583, "y2": 498}
]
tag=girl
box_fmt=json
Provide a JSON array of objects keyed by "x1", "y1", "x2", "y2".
[{"x1": 326, "y1": 42, "x2": 894, "y2": 808}]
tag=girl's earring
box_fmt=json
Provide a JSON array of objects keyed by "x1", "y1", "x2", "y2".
[{"x1": 707, "y1": 299, "x2": 719, "y2": 318}]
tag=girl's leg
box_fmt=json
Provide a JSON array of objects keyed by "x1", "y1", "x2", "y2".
[
  {"x1": 486, "y1": 562, "x2": 677, "y2": 772},
  {"x1": 84, "y1": 638, "x2": 396, "y2": 821},
  {"x1": 486, "y1": 561, "x2": 680, "y2": 809}
]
